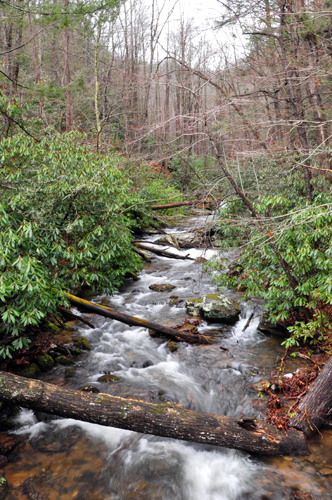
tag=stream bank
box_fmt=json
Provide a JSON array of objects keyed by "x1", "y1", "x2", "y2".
[{"x1": 1, "y1": 214, "x2": 332, "y2": 500}]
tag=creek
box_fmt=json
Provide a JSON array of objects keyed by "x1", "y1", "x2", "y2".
[{"x1": 4, "y1": 215, "x2": 332, "y2": 500}]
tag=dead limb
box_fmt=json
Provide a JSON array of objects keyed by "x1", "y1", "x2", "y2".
[
  {"x1": 57, "y1": 306, "x2": 94, "y2": 329},
  {"x1": 135, "y1": 242, "x2": 195, "y2": 260},
  {"x1": 0, "y1": 372, "x2": 309, "y2": 456},
  {"x1": 64, "y1": 293, "x2": 210, "y2": 344}
]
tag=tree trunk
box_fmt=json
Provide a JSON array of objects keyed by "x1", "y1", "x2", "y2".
[
  {"x1": 0, "y1": 372, "x2": 309, "y2": 456},
  {"x1": 64, "y1": 293, "x2": 210, "y2": 344},
  {"x1": 290, "y1": 357, "x2": 332, "y2": 436},
  {"x1": 135, "y1": 243, "x2": 195, "y2": 260}
]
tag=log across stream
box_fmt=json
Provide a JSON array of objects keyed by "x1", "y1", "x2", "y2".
[{"x1": 4, "y1": 215, "x2": 332, "y2": 499}]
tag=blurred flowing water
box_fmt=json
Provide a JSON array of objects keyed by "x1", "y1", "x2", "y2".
[{"x1": 5, "y1": 215, "x2": 332, "y2": 500}]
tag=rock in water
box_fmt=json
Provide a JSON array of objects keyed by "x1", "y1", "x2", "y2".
[
  {"x1": 149, "y1": 284, "x2": 176, "y2": 292},
  {"x1": 258, "y1": 313, "x2": 289, "y2": 337},
  {"x1": 186, "y1": 294, "x2": 240, "y2": 324}
]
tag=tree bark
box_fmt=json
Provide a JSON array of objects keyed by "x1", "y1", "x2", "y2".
[
  {"x1": 135, "y1": 243, "x2": 195, "y2": 260},
  {"x1": 0, "y1": 372, "x2": 309, "y2": 456},
  {"x1": 64, "y1": 293, "x2": 210, "y2": 344},
  {"x1": 290, "y1": 357, "x2": 332, "y2": 436}
]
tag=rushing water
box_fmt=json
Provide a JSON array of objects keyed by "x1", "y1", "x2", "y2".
[{"x1": 5, "y1": 216, "x2": 332, "y2": 499}]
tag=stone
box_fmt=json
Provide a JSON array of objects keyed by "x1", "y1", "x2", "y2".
[
  {"x1": 149, "y1": 284, "x2": 176, "y2": 292},
  {"x1": 167, "y1": 341, "x2": 178, "y2": 352},
  {"x1": 0, "y1": 456, "x2": 7, "y2": 468},
  {"x1": 63, "y1": 321, "x2": 76, "y2": 331},
  {"x1": 36, "y1": 354, "x2": 55, "y2": 372},
  {"x1": 18, "y1": 363, "x2": 41, "y2": 379},
  {"x1": 142, "y1": 360, "x2": 153, "y2": 368},
  {"x1": 0, "y1": 433, "x2": 25, "y2": 454},
  {"x1": 78, "y1": 385, "x2": 100, "y2": 394},
  {"x1": 46, "y1": 321, "x2": 61, "y2": 334},
  {"x1": 0, "y1": 420, "x2": 15, "y2": 432},
  {"x1": 73, "y1": 336, "x2": 91, "y2": 351},
  {"x1": 186, "y1": 294, "x2": 240, "y2": 324},
  {"x1": 55, "y1": 355, "x2": 75, "y2": 366},
  {"x1": 0, "y1": 477, "x2": 8, "y2": 500},
  {"x1": 258, "y1": 313, "x2": 289, "y2": 337},
  {"x1": 65, "y1": 368, "x2": 76, "y2": 378},
  {"x1": 97, "y1": 374, "x2": 121, "y2": 383}
]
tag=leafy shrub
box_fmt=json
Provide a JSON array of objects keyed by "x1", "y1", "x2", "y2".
[
  {"x1": 0, "y1": 132, "x2": 142, "y2": 356},
  {"x1": 210, "y1": 187, "x2": 332, "y2": 344}
]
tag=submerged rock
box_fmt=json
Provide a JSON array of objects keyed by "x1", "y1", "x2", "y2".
[
  {"x1": 97, "y1": 374, "x2": 121, "y2": 383},
  {"x1": 258, "y1": 314, "x2": 289, "y2": 337},
  {"x1": 149, "y1": 284, "x2": 176, "y2": 292},
  {"x1": 186, "y1": 294, "x2": 240, "y2": 324},
  {"x1": 65, "y1": 368, "x2": 76, "y2": 378}
]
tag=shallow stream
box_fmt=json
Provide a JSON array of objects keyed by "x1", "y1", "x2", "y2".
[{"x1": 5, "y1": 215, "x2": 332, "y2": 499}]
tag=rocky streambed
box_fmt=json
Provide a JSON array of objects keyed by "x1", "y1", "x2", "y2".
[{"x1": 1, "y1": 214, "x2": 332, "y2": 500}]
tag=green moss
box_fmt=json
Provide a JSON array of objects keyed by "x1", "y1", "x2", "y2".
[
  {"x1": 19, "y1": 363, "x2": 41, "y2": 379},
  {"x1": 73, "y1": 336, "x2": 91, "y2": 351},
  {"x1": 46, "y1": 321, "x2": 62, "y2": 334},
  {"x1": 36, "y1": 354, "x2": 55, "y2": 372},
  {"x1": 56, "y1": 355, "x2": 75, "y2": 366},
  {"x1": 97, "y1": 374, "x2": 121, "y2": 383}
]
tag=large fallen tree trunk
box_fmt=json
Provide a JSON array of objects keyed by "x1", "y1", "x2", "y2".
[
  {"x1": 64, "y1": 293, "x2": 210, "y2": 344},
  {"x1": 290, "y1": 357, "x2": 332, "y2": 436},
  {"x1": 135, "y1": 242, "x2": 195, "y2": 260},
  {"x1": 0, "y1": 372, "x2": 309, "y2": 456}
]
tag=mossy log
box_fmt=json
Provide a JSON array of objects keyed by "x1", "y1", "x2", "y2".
[
  {"x1": 0, "y1": 372, "x2": 309, "y2": 456},
  {"x1": 64, "y1": 293, "x2": 210, "y2": 344},
  {"x1": 150, "y1": 200, "x2": 215, "y2": 210},
  {"x1": 135, "y1": 243, "x2": 195, "y2": 261},
  {"x1": 290, "y1": 356, "x2": 332, "y2": 436}
]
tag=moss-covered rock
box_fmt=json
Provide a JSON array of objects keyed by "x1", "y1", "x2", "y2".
[
  {"x1": 186, "y1": 294, "x2": 240, "y2": 324},
  {"x1": 167, "y1": 341, "x2": 178, "y2": 352},
  {"x1": 19, "y1": 363, "x2": 41, "y2": 379},
  {"x1": 55, "y1": 355, "x2": 75, "y2": 366},
  {"x1": 0, "y1": 477, "x2": 8, "y2": 500},
  {"x1": 46, "y1": 321, "x2": 62, "y2": 334},
  {"x1": 63, "y1": 321, "x2": 76, "y2": 331},
  {"x1": 78, "y1": 385, "x2": 100, "y2": 394},
  {"x1": 36, "y1": 354, "x2": 54, "y2": 372},
  {"x1": 97, "y1": 374, "x2": 121, "y2": 383},
  {"x1": 149, "y1": 284, "x2": 176, "y2": 292},
  {"x1": 73, "y1": 336, "x2": 91, "y2": 351}
]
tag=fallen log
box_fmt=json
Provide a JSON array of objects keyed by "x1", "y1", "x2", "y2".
[
  {"x1": 151, "y1": 200, "x2": 215, "y2": 210},
  {"x1": 0, "y1": 372, "x2": 309, "y2": 456},
  {"x1": 64, "y1": 293, "x2": 210, "y2": 344},
  {"x1": 290, "y1": 356, "x2": 332, "y2": 436},
  {"x1": 135, "y1": 242, "x2": 195, "y2": 261},
  {"x1": 133, "y1": 247, "x2": 152, "y2": 262}
]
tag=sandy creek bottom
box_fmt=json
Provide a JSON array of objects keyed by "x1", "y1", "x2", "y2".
[{"x1": 4, "y1": 216, "x2": 332, "y2": 500}]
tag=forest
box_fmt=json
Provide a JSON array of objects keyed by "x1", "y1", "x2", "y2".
[{"x1": 1, "y1": 0, "x2": 332, "y2": 498}]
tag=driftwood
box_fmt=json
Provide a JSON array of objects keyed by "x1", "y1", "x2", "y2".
[
  {"x1": 135, "y1": 242, "x2": 195, "y2": 261},
  {"x1": 133, "y1": 247, "x2": 152, "y2": 262},
  {"x1": 290, "y1": 357, "x2": 332, "y2": 436},
  {"x1": 64, "y1": 293, "x2": 210, "y2": 344},
  {"x1": 0, "y1": 372, "x2": 309, "y2": 456}
]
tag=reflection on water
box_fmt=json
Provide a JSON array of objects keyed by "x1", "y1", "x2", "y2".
[{"x1": 4, "y1": 217, "x2": 332, "y2": 499}]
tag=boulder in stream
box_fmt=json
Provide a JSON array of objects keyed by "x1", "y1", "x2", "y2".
[
  {"x1": 149, "y1": 284, "x2": 176, "y2": 292},
  {"x1": 258, "y1": 313, "x2": 289, "y2": 337},
  {"x1": 186, "y1": 294, "x2": 240, "y2": 324}
]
